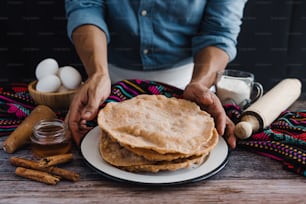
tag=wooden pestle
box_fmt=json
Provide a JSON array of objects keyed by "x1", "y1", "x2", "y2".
[
  {"x1": 234, "y1": 78, "x2": 302, "y2": 139},
  {"x1": 3, "y1": 105, "x2": 57, "y2": 153}
]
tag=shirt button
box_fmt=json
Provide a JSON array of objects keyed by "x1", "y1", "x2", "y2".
[
  {"x1": 143, "y1": 49, "x2": 149, "y2": 54},
  {"x1": 141, "y1": 10, "x2": 148, "y2": 16}
]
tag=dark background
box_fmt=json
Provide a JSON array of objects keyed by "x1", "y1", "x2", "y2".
[
  {"x1": 0, "y1": 0, "x2": 84, "y2": 83},
  {"x1": 227, "y1": 0, "x2": 306, "y2": 93},
  {"x1": 0, "y1": 0, "x2": 305, "y2": 93}
]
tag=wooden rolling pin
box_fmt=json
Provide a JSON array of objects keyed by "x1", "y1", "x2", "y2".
[{"x1": 234, "y1": 78, "x2": 302, "y2": 139}]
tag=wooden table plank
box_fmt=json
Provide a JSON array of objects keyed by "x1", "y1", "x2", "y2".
[{"x1": 0, "y1": 179, "x2": 305, "y2": 204}]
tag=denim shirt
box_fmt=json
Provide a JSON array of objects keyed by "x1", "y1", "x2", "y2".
[{"x1": 65, "y1": 0, "x2": 247, "y2": 70}]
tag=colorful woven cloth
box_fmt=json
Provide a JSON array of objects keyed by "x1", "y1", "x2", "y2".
[
  {"x1": 0, "y1": 83, "x2": 66, "y2": 136},
  {"x1": 1, "y1": 80, "x2": 305, "y2": 176},
  {"x1": 225, "y1": 105, "x2": 306, "y2": 177},
  {"x1": 100, "y1": 79, "x2": 183, "y2": 107},
  {"x1": 0, "y1": 83, "x2": 35, "y2": 136}
]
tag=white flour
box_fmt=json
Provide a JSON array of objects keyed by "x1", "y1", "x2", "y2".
[{"x1": 216, "y1": 76, "x2": 252, "y2": 105}]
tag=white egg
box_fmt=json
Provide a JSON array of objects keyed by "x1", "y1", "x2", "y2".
[
  {"x1": 58, "y1": 66, "x2": 82, "y2": 90},
  {"x1": 36, "y1": 75, "x2": 61, "y2": 92},
  {"x1": 35, "y1": 58, "x2": 59, "y2": 80}
]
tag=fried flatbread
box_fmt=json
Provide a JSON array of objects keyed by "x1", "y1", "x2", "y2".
[
  {"x1": 98, "y1": 94, "x2": 215, "y2": 155},
  {"x1": 121, "y1": 154, "x2": 208, "y2": 173},
  {"x1": 99, "y1": 130, "x2": 154, "y2": 167},
  {"x1": 122, "y1": 128, "x2": 219, "y2": 161},
  {"x1": 99, "y1": 130, "x2": 209, "y2": 173}
]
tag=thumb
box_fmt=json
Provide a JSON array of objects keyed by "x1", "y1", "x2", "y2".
[{"x1": 83, "y1": 98, "x2": 101, "y2": 121}]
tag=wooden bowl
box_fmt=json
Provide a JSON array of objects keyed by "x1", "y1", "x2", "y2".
[{"x1": 28, "y1": 80, "x2": 77, "y2": 111}]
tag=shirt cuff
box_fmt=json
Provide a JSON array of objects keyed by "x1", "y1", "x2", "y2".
[
  {"x1": 66, "y1": 7, "x2": 110, "y2": 43},
  {"x1": 192, "y1": 35, "x2": 237, "y2": 62}
]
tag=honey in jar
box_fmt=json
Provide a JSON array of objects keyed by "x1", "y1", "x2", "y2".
[{"x1": 30, "y1": 119, "x2": 71, "y2": 158}]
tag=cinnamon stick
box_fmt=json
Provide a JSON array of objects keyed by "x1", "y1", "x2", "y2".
[
  {"x1": 38, "y1": 153, "x2": 74, "y2": 167},
  {"x1": 3, "y1": 105, "x2": 56, "y2": 153},
  {"x1": 10, "y1": 157, "x2": 80, "y2": 182},
  {"x1": 15, "y1": 167, "x2": 60, "y2": 185}
]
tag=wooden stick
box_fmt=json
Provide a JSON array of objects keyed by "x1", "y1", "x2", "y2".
[
  {"x1": 38, "y1": 153, "x2": 74, "y2": 167},
  {"x1": 15, "y1": 167, "x2": 60, "y2": 185},
  {"x1": 3, "y1": 105, "x2": 56, "y2": 153},
  {"x1": 10, "y1": 157, "x2": 80, "y2": 182}
]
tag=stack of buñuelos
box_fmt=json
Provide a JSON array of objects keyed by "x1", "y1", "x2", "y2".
[{"x1": 98, "y1": 94, "x2": 219, "y2": 173}]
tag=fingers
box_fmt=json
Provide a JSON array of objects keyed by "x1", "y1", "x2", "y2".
[
  {"x1": 67, "y1": 106, "x2": 92, "y2": 146},
  {"x1": 69, "y1": 121, "x2": 91, "y2": 146},
  {"x1": 82, "y1": 75, "x2": 111, "y2": 121},
  {"x1": 65, "y1": 87, "x2": 90, "y2": 146},
  {"x1": 224, "y1": 117, "x2": 236, "y2": 149},
  {"x1": 198, "y1": 91, "x2": 226, "y2": 135},
  {"x1": 206, "y1": 98, "x2": 236, "y2": 149},
  {"x1": 211, "y1": 94, "x2": 226, "y2": 135},
  {"x1": 66, "y1": 107, "x2": 84, "y2": 146},
  {"x1": 213, "y1": 109, "x2": 226, "y2": 136},
  {"x1": 206, "y1": 93, "x2": 236, "y2": 149},
  {"x1": 82, "y1": 92, "x2": 101, "y2": 121}
]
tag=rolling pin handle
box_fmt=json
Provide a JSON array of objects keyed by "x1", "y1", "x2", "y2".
[
  {"x1": 235, "y1": 121, "x2": 253, "y2": 139},
  {"x1": 234, "y1": 113, "x2": 262, "y2": 139}
]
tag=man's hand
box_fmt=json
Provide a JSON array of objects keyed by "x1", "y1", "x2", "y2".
[
  {"x1": 65, "y1": 73, "x2": 111, "y2": 146},
  {"x1": 183, "y1": 81, "x2": 236, "y2": 149}
]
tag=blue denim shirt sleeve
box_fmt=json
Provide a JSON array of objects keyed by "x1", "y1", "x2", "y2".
[
  {"x1": 65, "y1": 0, "x2": 110, "y2": 43},
  {"x1": 192, "y1": 0, "x2": 247, "y2": 61}
]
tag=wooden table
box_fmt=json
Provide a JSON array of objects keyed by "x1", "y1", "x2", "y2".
[{"x1": 0, "y1": 99, "x2": 305, "y2": 204}]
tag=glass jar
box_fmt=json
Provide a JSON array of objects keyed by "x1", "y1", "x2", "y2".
[{"x1": 30, "y1": 119, "x2": 71, "y2": 158}]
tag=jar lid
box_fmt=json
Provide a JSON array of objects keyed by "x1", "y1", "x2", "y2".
[{"x1": 31, "y1": 119, "x2": 67, "y2": 145}]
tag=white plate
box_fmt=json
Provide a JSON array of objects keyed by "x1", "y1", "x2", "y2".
[{"x1": 81, "y1": 126, "x2": 229, "y2": 185}]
